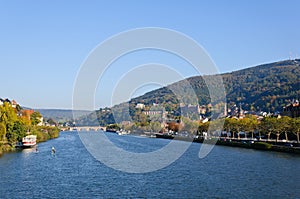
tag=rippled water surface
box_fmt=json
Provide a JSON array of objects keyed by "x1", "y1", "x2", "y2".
[{"x1": 0, "y1": 131, "x2": 299, "y2": 198}]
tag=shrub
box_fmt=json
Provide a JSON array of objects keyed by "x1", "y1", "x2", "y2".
[{"x1": 252, "y1": 142, "x2": 272, "y2": 150}]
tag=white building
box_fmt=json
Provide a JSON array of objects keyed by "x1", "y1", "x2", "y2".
[{"x1": 136, "y1": 103, "x2": 145, "y2": 109}]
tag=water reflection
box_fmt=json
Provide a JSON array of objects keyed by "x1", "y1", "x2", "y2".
[{"x1": 21, "y1": 146, "x2": 38, "y2": 158}]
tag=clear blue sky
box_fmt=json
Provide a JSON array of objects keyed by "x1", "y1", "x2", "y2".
[{"x1": 0, "y1": 0, "x2": 299, "y2": 110}]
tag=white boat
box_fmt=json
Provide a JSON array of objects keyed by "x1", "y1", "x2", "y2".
[{"x1": 22, "y1": 135, "x2": 37, "y2": 147}]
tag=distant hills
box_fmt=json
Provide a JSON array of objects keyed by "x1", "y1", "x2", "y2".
[
  {"x1": 76, "y1": 59, "x2": 300, "y2": 126},
  {"x1": 37, "y1": 109, "x2": 92, "y2": 122}
]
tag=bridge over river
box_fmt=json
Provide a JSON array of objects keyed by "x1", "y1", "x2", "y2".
[{"x1": 61, "y1": 126, "x2": 106, "y2": 132}]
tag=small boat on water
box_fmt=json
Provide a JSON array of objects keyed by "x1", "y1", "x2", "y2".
[
  {"x1": 155, "y1": 133, "x2": 174, "y2": 139},
  {"x1": 155, "y1": 133, "x2": 204, "y2": 143},
  {"x1": 22, "y1": 135, "x2": 37, "y2": 148}
]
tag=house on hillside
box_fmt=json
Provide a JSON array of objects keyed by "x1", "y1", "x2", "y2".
[
  {"x1": 11, "y1": 100, "x2": 17, "y2": 108},
  {"x1": 21, "y1": 109, "x2": 35, "y2": 119},
  {"x1": 136, "y1": 103, "x2": 145, "y2": 109},
  {"x1": 0, "y1": 98, "x2": 18, "y2": 108},
  {"x1": 283, "y1": 100, "x2": 300, "y2": 118}
]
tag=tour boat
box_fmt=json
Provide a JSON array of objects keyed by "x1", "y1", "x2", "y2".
[{"x1": 22, "y1": 135, "x2": 37, "y2": 147}]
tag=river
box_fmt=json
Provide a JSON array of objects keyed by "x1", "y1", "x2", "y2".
[{"x1": 0, "y1": 131, "x2": 299, "y2": 198}]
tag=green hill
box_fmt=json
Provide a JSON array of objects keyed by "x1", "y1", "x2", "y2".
[
  {"x1": 76, "y1": 59, "x2": 300, "y2": 126},
  {"x1": 134, "y1": 59, "x2": 299, "y2": 111}
]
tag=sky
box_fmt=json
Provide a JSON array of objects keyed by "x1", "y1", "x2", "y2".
[{"x1": 0, "y1": 0, "x2": 299, "y2": 110}]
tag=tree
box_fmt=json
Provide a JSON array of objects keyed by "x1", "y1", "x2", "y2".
[
  {"x1": 280, "y1": 116, "x2": 292, "y2": 141},
  {"x1": 5, "y1": 128, "x2": 18, "y2": 143},
  {"x1": 259, "y1": 117, "x2": 277, "y2": 140},
  {"x1": 0, "y1": 102, "x2": 18, "y2": 125},
  {"x1": 240, "y1": 115, "x2": 258, "y2": 139},
  {"x1": 16, "y1": 104, "x2": 22, "y2": 112},
  {"x1": 291, "y1": 118, "x2": 300, "y2": 143},
  {"x1": 168, "y1": 121, "x2": 181, "y2": 132},
  {"x1": 0, "y1": 122, "x2": 6, "y2": 142},
  {"x1": 150, "y1": 121, "x2": 162, "y2": 132},
  {"x1": 133, "y1": 110, "x2": 148, "y2": 127},
  {"x1": 198, "y1": 122, "x2": 209, "y2": 135},
  {"x1": 229, "y1": 118, "x2": 240, "y2": 139},
  {"x1": 30, "y1": 111, "x2": 42, "y2": 126},
  {"x1": 13, "y1": 121, "x2": 26, "y2": 142},
  {"x1": 47, "y1": 118, "x2": 58, "y2": 126},
  {"x1": 0, "y1": 102, "x2": 18, "y2": 143},
  {"x1": 223, "y1": 118, "x2": 231, "y2": 137}
]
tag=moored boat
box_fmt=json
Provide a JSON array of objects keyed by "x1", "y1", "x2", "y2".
[
  {"x1": 155, "y1": 133, "x2": 174, "y2": 139},
  {"x1": 22, "y1": 135, "x2": 37, "y2": 147}
]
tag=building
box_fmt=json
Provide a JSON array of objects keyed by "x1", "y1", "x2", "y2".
[
  {"x1": 283, "y1": 100, "x2": 300, "y2": 118},
  {"x1": 0, "y1": 98, "x2": 18, "y2": 108},
  {"x1": 11, "y1": 100, "x2": 17, "y2": 108},
  {"x1": 180, "y1": 104, "x2": 200, "y2": 115},
  {"x1": 135, "y1": 103, "x2": 145, "y2": 109},
  {"x1": 21, "y1": 109, "x2": 35, "y2": 120}
]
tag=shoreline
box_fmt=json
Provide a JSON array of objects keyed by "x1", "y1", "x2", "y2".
[
  {"x1": 154, "y1": 134, "x2": 300, "y2": 154},
  {"x1": 0, "y1": 128, "x2": 61, "y2": 158},
  {"x1": 215, "y1": 139, "x2": 300, "y2": 154}
]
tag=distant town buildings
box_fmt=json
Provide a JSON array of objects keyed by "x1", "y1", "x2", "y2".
[
  {"x1": 283, "y1": 100, "x2": 300, "y2": 118},
  {"x1": 132, "y1": 99, "x2": 300, "y2": 125},
  {"x1": 180, "y1": 104, "x2": 201, "y2": 115}
]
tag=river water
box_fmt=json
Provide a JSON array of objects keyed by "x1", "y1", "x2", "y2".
[{"x1": 0, "y1": 131, "x2": 299, "y2": 198}]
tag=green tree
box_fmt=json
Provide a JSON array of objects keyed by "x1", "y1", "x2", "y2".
[
  {"x1": 150, "y1": 121, "x2": 162, "y2": 132},
  {"x1": 229, "y1": 118, "x2": 241, "y2": 139},
  {"x1": 259, "y1": 117, "x2": 277, "y2": 140},
  {"x1": 0, "y1": 122, "x2": 6, "y2": 142},
  {"x1": 13, "y1": 121, "x2": 26, "y2": 142},
  {"x1": 280, "y1": 116, "x2": 292, "y2": 141},
  {"x1": 47, "y1": 118, "x2": 58, "y2": 126},
  {"x1": 0, "y1": 102, "x2": 18, "y2": 125},
  {"x1": 0, "y1": 102, "x2": 18, "y2": 143},
  {"x1": 181, "y1": 117, "x2": 198, "y2": 134},
  {"x1": 291, "y1": 118, "x2": 300, "y2": 143},
  {"x1": 240, "y1": 115, "x2": 258, "y2": 139},
  {"x1": 30, "y1": 111, "x2": 42, "y2": 126},
  {"x1": 5, "y1": 128, "x2": 18, "y2": 143},
  {"x1": 198, "y1": 122, "x2": 209, "y2": 135}
]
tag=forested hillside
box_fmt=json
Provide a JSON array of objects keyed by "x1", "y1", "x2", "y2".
[
  {"x1": 133, "y1": 59, "x2": 300, "y2": 112},
  {"x1": 76, "y1": 59, "x2": 300, "y2": 126}
]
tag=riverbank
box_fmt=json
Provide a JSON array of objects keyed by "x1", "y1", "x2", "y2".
[
  {"x1": 0, "y1": 126, "x2": 60, "y2": 157},
  {"x1": 154, "y1": 134, "x2": 300, "y2": 154},
  {"x1": 0, "y1": 143, "x2": 13, "y2": 157},
  {"x1": 215, "y1": 139, "x2": 300, "y2": 154}
]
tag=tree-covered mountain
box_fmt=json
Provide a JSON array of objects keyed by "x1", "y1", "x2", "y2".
[
  {"x1": 76, "y1": 59, "x2": 300, "y2": 126},
  {"x1": 222, "y1": 59, "x2": 300, "y2": 112},
  {"x1": 132, "y1": 59, "x2": 300, "y2": 112}
]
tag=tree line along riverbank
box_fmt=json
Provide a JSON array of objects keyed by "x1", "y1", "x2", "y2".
[{"x1": 0, "y1": 102, "x2": 60, "y2": 156}]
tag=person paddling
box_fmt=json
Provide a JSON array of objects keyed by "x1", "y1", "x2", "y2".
[{"x1": 51, "y1": 146, "x2": 56, "y2": 156}]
